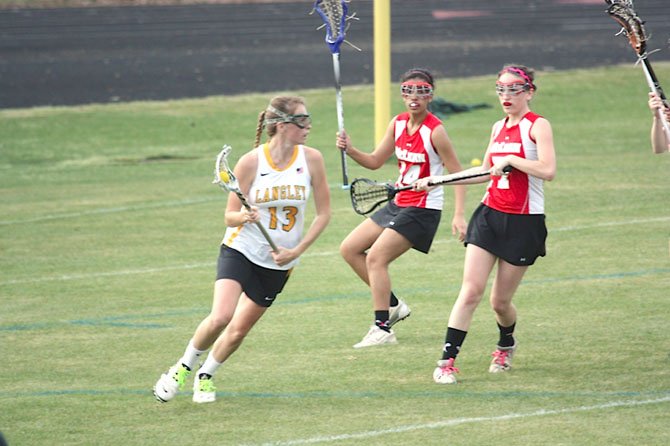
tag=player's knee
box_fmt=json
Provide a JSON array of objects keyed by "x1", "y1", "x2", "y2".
[
  {"x1": 457, "y1": 286, "x2": 486, "y2": 308},
  {"x1": 364, "y1": 250, "x2": 389, "y2": 272},
  {"x1": 339, "y1": 240, "x2": 360, "y2": 263},
  {"x1": 226, "y1": 325, "x2": 250, "y2": 346},
  {"x1": 490, "y1": 298, "x2": 512, "y2": 315},
  {"x1": 207, "y1": 314, "x2": 231, "y2": 333},
  {"x1": 339, "y1": 241, "x2": 350, "y2": 259}
]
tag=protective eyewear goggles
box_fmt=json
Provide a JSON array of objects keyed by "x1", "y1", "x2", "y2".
[
  {"x1": 400, "y1": 82, "x2": 433, "y2": 98},
  {"x1": 495, "y1": 81, "x2": 531, "y2": 97},
  {"x1": 264, "y1": 105, "x2": 312, "y2": 129},
  {"x1": 286, "y1": 114, "x2": 312, "y2": 129}
]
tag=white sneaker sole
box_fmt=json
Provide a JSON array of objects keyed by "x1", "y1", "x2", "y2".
[
  {"x1": 352, "y1": 327, "x2": 398, "y2": 349},
  {"x1": 193, "y1": 393, "x2": 216, "y2": 404},
  {"x1": 389, "y1": 312, "x2": 410, "y2": 327},
  {"x1": 353, "y1": 337, "x2": 398, "y2": 349}
]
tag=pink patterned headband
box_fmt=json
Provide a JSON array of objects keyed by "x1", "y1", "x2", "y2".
[{"x1": 500, "y1": 67, "x2": 535, "y2": 90}]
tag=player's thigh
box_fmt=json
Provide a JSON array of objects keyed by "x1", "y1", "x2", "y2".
[
  {"x1": 211, "y1": 278, "x2": 243, "y2": 321},
  {"x1": 461, "y1": 244, "x2": 497, "y2": 296},
  {"x1": 229, "y1": 295, "x2": 268, "y2": 335},
  {"x1": 340, "y1": 218, "x2": 384, "y2": 254},
  {"x1": 367, "y1": 228, "x2": 413, "y2": 266},
  {"x1": 490, "y1": 260, "x2": 528, "y2": 306}
]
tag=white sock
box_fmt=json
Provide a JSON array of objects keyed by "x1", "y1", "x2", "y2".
[
  {"x1": 197, "y1": 353, "x2": 223, "y2": 378},
  {"x1": 179, "y1": 339, "x2": 206, "y2": 371}
]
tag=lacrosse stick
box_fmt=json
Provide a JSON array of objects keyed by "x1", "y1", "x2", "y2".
[
  {"x1": 313, "y1": 0, "x2": 357, "y2": 189},
  {"x1": 213, "y1": 145, "x2": 278, "y2": 252},
  {"x1": 605, "y1": 0, "x2": 670, "y2": 139},
  {"x1": 349, "y1": 167, "x2": 511, "y2": 216}
]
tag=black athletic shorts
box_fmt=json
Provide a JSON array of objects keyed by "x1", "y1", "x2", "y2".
[
  {"x1": 465, "y1": 204, "x2": 547, "y2": 266},
  {"x1": 370, "y1": 200, "x2": 442, "y2": 253},
  {"x1": 216, "y1": 245, "x2": 292, "y2": 307}
]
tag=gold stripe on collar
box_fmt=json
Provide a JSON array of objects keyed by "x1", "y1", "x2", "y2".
[{"x1": 263, "y1": 143, "x2": 299, "y2": 171}]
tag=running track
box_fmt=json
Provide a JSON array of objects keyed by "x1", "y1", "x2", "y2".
[{"x1": 1, "y1": 0, "x2": 669, "y2": 108}]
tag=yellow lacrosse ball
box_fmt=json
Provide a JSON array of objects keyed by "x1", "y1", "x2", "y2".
[
  {"x1": 219, "y1": 171, "x2": 230, "y2": 182},
  {"x1": 470, "y1": 158, "x2": 482, "y2": 167}
]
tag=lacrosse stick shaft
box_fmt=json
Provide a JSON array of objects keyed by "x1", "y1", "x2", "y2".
[
  {"x1": 236, "y1": 194, "x2": 279, "y2": 252},
  {"x1": 641, "y1": 58, "x2": 667, "y2": 100},
  {"x1": 430, "y1": 170, "x2": 491, "y2": 187},
  {"x1": 332, "y1": 52, "x2": 349, "y2": 188},
  {"x1": 396, "y1": 168, "x2": 502, "y2": 191},
  {"x1": 640, "y1": 58, "x2": 670, "y2": 138}
]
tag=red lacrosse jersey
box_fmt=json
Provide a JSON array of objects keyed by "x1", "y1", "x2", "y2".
[
  {"x1": 393, "y1": 112, "x2": 445, "y2": 210},
  {"x1": 483, "y1": 112, "x2": 545, "y2": 214}
]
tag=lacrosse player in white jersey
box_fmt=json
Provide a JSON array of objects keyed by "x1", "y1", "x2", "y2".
[{"x1": 153, "y1": 96, "x2": 331, "y2": 403}]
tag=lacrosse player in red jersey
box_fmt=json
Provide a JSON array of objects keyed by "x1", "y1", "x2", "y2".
[
  {"x1": 648, "y1": 92, "x2": 670, "y2": 154},
  {"x1": 335, "y1": 67, "x2": 467, "y2": 348},
  {"x1": 414, "y1": 64, "x2": 556, "y2": 384},
  {"x1": 153, "y1": 96, "x2": 331, "y2": 404}
]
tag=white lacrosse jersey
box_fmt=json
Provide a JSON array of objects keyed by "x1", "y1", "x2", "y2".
[
  {"x1": 222, "y1": 144, "x2": 311, "y2": 270},
  {"x1": 483, "y1": 112, "x2": 545, "y2": 214}
]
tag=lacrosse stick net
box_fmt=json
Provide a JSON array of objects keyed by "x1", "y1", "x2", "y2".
[
  {"x1": 314, "y1": 0, "x2": 348, "y2": 54},
  {"x1": 349, "y1": 178, "x2": 398, "y2": 216}
]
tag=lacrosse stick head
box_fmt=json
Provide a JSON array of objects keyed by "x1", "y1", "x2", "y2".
[
  {"x1": 213, "y1": 145, "x2": 240, "y2": 192},
  {"x1": 314, "y1": 0, "x2": 348, "y2": 53},
  {"x1": 349, "y1": 178, "x2": 396, "y2": 216},
  {"x1": 606, "y1": 0, "x2": 647, "y2": 55}
]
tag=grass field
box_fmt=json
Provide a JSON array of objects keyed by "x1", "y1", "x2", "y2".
[{"x1": 1, "y1": 63, "x2": 669, "y2": 445}]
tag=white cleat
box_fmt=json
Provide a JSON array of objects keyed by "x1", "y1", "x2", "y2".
[
  {"x1": 153, "y1": 363, "x2": 190, "y2": 403},
  {"x1": 489, "y1": 343, "x2": 517, "y2": 373},
  {"x1": 433, "y1": 358, "x2": 459, "y2": 384},
  {"x1": 193, "y1": 374, "x2": 217, "y2": 404},
  {"x1": 353, "y1": 325, "x2": 398, "y2": 349},
  {"x1": 389, "y1": 299, "x2": 411, "y2": 327}
]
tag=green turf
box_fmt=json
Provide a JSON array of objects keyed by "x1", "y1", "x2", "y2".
[{"x1": 1, "y1": 64, "x2": 669, "y2": 445}]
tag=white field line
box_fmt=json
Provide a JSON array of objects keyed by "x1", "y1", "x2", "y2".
[
  {"x1": 552, "y1": 216, "x2": 670, "y2": 232},
  {"x1": 0, "y1": 183, "x2": 349, "y2": 226},
  {"x1": 0, "y1": 197, "x2": 219, "y2": 225},
  {"x1": 246, "y1": 396, "x2": 670, "y2": 446},
  {"x1": 0, "y1": 263, "x2": 213, "y2": 285},
  {"x1": 0, "y1": 251, "x2": 337, "y2": 286},
  {"x1": 1, "y1": 216, "x2": 669, "y2": 286}
]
